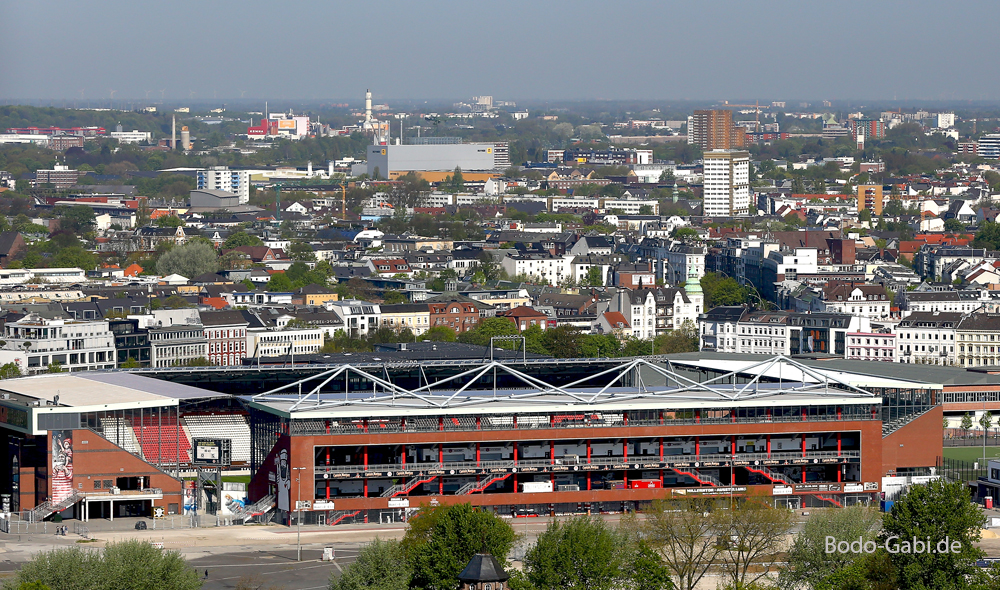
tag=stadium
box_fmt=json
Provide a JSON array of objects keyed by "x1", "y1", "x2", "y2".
[{"x1": 0, "y1": 353, "x2": 943, "y2": 527}]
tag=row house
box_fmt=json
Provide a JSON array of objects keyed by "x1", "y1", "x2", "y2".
[
  {"x1": 736, "y1": 311, "x2": 792, "y2": 356},
  {"x1": 460, "y1": 288, "x2": 532, "y2": 312},
  {"x1": 148, "y1": 324, "x2": 208, "y2": 368},
  {"x1": 570, "y1": 254, "x2": 624, "y2": 286},
  {"x1": 821, "y1": 284, "x2": 892, "y2": 320},
  {"x1": 607, "y1": 286, "x2": 704, "y2": 340},
  {"x1": 533, "y1": 293, "x2": 598, "y2": 318},
  {"x1": 665, "y1": 243, "x2": 707, "y2": 286},
  {"x1": 222, "y1": 290, "x2": 295, "y2": 308},
  {"x1": 249, "y1": 328, "x2": 324, "y2": 358},
  {"x1": 899, "y1": 289, "x2": 995, "y2": 316},
  {"x1": 846, "y1": 331, "x2": 897, "y2": 362},
  {"x1": 380, "y1": 303, "x2": 431, "y2": 336},
  {"x1": 498, "y1": 306, "x2": 551, "y2": 333},
  {"x1": 201, "y1": 310, "x2": 249, "y2": 367},
  {"x1": 501, "y1": 253, "x2": 574, "y2": 285},
  {"x1": 956, "y1": 313, "x2": 1000, "y2": 368},
  {"x1": 612, "y1": 262, "x2": 655, "y2": 289},
  {"x1": 328, "y1": 300, "x2": 381, "y2": 337},
  {"x1": 895, "y1": 311, "x2": 959, "y2": 365},
  {"x1": 367, "y1": 258, "x2": 413, "y2": 277},
  {"x1": 426, "y1": 295, "x2": 495, "y2": 334}
]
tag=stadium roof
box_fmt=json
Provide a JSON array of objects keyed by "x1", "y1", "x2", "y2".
[
  {"x1": 0, "y1": 372, "x2": 224, "y2": 411},
  {"x1": 249, "y1": 356, "x2": 879, "y2": 419}
]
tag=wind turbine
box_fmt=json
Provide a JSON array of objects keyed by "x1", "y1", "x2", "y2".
[
  {"x1": 159, "y1": 89, "x2": 165, "y2": 101},
  {"x1": 240, "y1": 90, "x2": 247, "y2": 98},
  {"x1": 189, "y1": 90, "x2": 196, "y2": 99},
  {"x1": 109, "y1": 89, "x2": 117, "y2": 99},
  {"x1": 145, "y1": 90, "x2": 152, "y2": 99},
  {"x1": 79, "y1": 89, "x2": 85, "y2": 99}
]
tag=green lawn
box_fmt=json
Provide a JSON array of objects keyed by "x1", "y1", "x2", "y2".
[{"x1": 943, "y1": 446, "x2": 1000, "y2": 462}]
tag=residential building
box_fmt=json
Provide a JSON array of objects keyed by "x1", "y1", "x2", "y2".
[
  {"x1": 899, "y1": 289, "x2": 993, "y2": 316},
  {"x1": 699, "y1": 306, "x2": 746, "y2": 352},
  {"x1": 665, "y1": 243, "x2": 706, "y2": 286},
  {"x1": 201, "y1": 310, "x2": 249, "y2": 366},
  {"x1": 686, "y1": 110, "x2": 746, "y2": 150},
  {"x1": 895, "y1": 311, "x2": 960, "y2": 365},
  {"x1": 849, "y1": 118, "x2": 886, "y2": 144},
  {"x1": 249, "y1": 328, "x2": 323, "y2": 359},
  {"x1": 427, "y1": 294, "x2": 493, "y2": 334},
  {"x1": 109, "y1": 318, "x2": 151, "y2": 367},
  {"x1": 607, "y1": 289, "x2": 657, "y2": 340},
  {"x1": 846, "y1": 331, "x2": 896, "y2": 362},
  {"x1": 737, "y1": 310, "x2": 792, "y2": 356},
  {"x1": 328, "y1": 300, "x2": 382, "y2": 337},
  {"x1": 857, "y1": 185, "x2": 883, "y2": 215},
  {"x1": 501, "y1": 253, "x2": 574, "y2": 285},
  {"x1": 594, "y1": 311, "x2": 631, "y2": 338},
  {"x1": 821, "y1": 283, "x2": 892, "y2": 320},
  {"x1": 937, "y1": 113, "x2": 955, "y2": 129},
  {"x1": 955, "y1": 313, "x2": 1000, "y2": 368},
  {"x1": 380, "y1": 303, "x2": 432, "y2": 336},
  {"x1": 787, "y1": 313, "x2": 868, "y2": 356},
  {"x1": 980, "y1": 135, "x2": 1000, "y2": 160},
  {"x1": 148, "y1": 324, "x2": 208, "y2": 368},
  {"x1": 497, "y1": 306, "x2": 550, "y2": 332},
  {"x1": 197, "y1": 166, "x2": 250, "y2": 204},
  {"x1": 702, "y1": 149, "x2": 751, "y2": 217},
  {"x1": 2, "y1": 315, "x2": 116, "y2": 373}
]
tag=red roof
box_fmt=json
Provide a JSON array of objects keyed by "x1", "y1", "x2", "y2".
[
  {"x1": 200, "y1": 297, "x2": 229, "y2": 310},
  {"x1": 602, "y1": 311, "x2": 630, "y2": 329},
  {"x1": 123, "y1": 263, "x2": 143, "y2": 277}
]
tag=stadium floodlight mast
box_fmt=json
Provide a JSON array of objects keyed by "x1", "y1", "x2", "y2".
[
  {"x1": 489, "y1": 335, "x2": 526, "y2": 363},
  {"x1": 292, "y1": 467, "x2": 307, "y2": 561}
]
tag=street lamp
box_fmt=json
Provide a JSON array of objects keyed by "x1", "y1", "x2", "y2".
[{"x1": 292, "y1": 466, "x2": 307, "y2": 561}]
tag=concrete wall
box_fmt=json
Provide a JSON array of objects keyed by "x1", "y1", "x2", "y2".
[{"x1": 367, "y1": 144, "x2": 496, "y2": 177}]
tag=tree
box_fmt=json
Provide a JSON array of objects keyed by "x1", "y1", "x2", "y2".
[
  {"x1": 944, "y1": 218, "x2": 966, "y2": 233},
  {"x1": 717, "y1": 492, "x2": 794, "y2": 590},
  {"x1": 155, "y1": 241, "x2": 219, "y2": 278},
  {"x1": 778, "y1": 503, "x2": 882, "y2": 590},
  {"x1": 880, "y1": 478, "x2": 985, "y2": 589},
  {"x1": 267, "y1": 273, "x2": 294, "y2": 292},
  {"x1": 858, "y1": 208, "x2": 872, "y2": 223},
  {"x1": 541, "y1": 326, "x2": 583, "y2": 358},
  {"x1": 402, "y1": 504, "x2": 516, "y2": 590},
  {"x1": 155, "y1": 215, "x2": 185, "y2": 228},
  {"x1": 120, "y1": 357, "x2": 141, "y2": 369},
  {"x1": 524, "y1": 516, "x2": 629, "y2": 590},
  {"x1": 47, "y1": 362, "x2": 63, "y2": 373},
  {"x1": 700, "y1": 273, "x2": 748, "y2": 308},
  {"x1": 330, "y1": 538, "x2": 410, "y2": 590},
  {"x1": 630, "y1": 543, "x2": 675, "y2": 590},
  {"x1": 288, "y1": 241, "x2": 317, "y2": 262},
  {"x1": 222, "y1": 231, "x2": 262, "y2": 249},
  {"x1": 982, "y1": 410, "x2": 994, "y2": 436},
  {"x1": 162, "y1": 294, "x2": 193, "y2": 309},
  {"x1": 581, "y1": 265, "x2": 604, "y2": 287},
  {"x1": 57, "y1": 205, "x2": 96, "y2": 234},
  {"x1": 962, "y1": 412, "x2": 974, "y2": 438},
  {"x1": 382, "y1": 290, "x2": 407, "y2": 304},
  {"x1": 0, "y1": 362, "x2": 22, "y2": 380},
  {"x1": 457, "y1": 317, "x2": 519, "y2": 347},
  {"x1": 643, "y1": 497, "x2": 722, "y2": 590},
  {"x1": 7, "y1": 539, "x2": 201, "y2": 590}
]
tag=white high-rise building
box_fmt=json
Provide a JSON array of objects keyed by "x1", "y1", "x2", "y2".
[
  {"x1": 937, "y1": 113, "x2": 955, "y2": 129},
  {"x1": 702, "y1": 149, "x2": 750, "y2": 217},
  {"x1": 196, "y1": 166, "x2": 250, "y2": 205}
]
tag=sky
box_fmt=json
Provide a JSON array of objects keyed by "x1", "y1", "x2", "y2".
[{"x1": 3, "y1": 0, "x2": 1000, "y2": 103}]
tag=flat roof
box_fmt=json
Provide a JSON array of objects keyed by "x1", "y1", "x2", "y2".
[{"x1": 0, "y1": 372, "x2": 223, "y2": 409}]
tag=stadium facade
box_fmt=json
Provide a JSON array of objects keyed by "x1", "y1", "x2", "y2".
[{"x1": 0, "y1": 354, "x2": 943, "y2": 526}]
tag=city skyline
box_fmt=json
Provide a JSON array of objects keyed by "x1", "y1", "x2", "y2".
[{"x1": 4, "y1": 0, "x2": 1000, "y2": 102}]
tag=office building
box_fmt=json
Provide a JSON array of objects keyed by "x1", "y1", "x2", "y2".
[
  {"x1": 979, "y1": 135, "x2": 1000, "y2": 160},
  {"x1": 196, "y1": 166, "x2": 250, "y2": 205},
  {"x1": 686, "y1": 110, "x2": 746, "y2": 150},
  {"x1": 702, "y1": 149, "x2": 751, "y2": 217},
  {"x1": 857, "y1": 185, "x2": 883, "y2": 216},
  {"x1": 849, "y1": 119, "x2": 886, "y2": 145},
  {"x1": 34, "y1": 164, "x2": 79, "y2": 189},
  {"x1": 937, "y1": 113, "x2": 955, "y2": 129}
]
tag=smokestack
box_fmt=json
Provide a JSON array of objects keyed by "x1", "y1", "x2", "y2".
[
  {"x1": 328, "y1": 161, "x2": 334, "y2": 177},
  {"x1": 307, "y1": 160, "x2": 313, "y2": 177},
  {"x1": 171, "y1": 115, "x2": 176, "y2": 150},
  {"x1": 365, "y1": 89, "x2": 372, "y2": 122}
]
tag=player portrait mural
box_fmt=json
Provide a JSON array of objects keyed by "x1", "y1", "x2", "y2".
[
  {"x1": 50, "y1": 431, "x2": 74, "y2": 504},
  {"x1": 275, "y1": 448, "x2": 291, "y2": 512}
]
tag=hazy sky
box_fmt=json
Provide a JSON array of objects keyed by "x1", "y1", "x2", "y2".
[{"x1": 4, "y1": 0, "x2": 1000, "y2": 103}]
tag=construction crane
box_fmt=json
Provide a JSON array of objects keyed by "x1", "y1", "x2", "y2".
[{"x1": 721, "y1": 100, "x2": 768, "y2": 131}]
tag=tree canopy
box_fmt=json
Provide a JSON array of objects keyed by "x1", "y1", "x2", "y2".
[{"x1": 155, "y1": 241, "x2": 219, "y2": 278}]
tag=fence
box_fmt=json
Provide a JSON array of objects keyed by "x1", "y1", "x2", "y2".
[
  {"x1": 944, "y1": 435, "x2": 1000, "y2": 447},
  {"x1": 938, "y1": 456, "x2": 986, "y2": 483}
]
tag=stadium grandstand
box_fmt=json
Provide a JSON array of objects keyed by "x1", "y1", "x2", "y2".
[{"x1": 0, "y1": 354, "x2": 945, "y2": 527}]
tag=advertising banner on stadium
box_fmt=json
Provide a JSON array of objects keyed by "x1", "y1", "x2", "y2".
[{"x1": 50, "y1": 430, "x2": 73, "y2": 504}]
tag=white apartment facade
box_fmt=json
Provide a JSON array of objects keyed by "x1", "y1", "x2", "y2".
[
  {"x1": 197, "y1": 166, "x2": 250, "y2": 204},
  {"x1": 665, "y1": 243, "x2": 706, "y2": 286},
  {"x1": 249, "y1": 328, "x2": 324, "y2": 358},
  {"x1": 895, "y1": 311, "x2": 959, "y2": 366},
  {"x1": 702, "y1": 149, "x2": 750, "y2": 217},
  {"x1": 149, "y1": 325, "x2": 209, "y2": 368},
  {"x1": 846, "y1": 332, "x2": 897, "y2": 362},
  {"x1": 501, "y1": 253, "x2": 574, "y2": 285},
  {"x1": 2, "y1": 315, "x2": 115, "y2": 373},
  {"x1": 328, "y1": 300, "x2": 382, "y2": 337}
]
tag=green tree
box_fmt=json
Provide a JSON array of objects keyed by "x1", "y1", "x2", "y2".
[
  {"x1": 6, "y1": 539, "x2": 201, "y2": 590},
  {"x1": 524, "y1": 516, "x2": 629, "y2": 590},
  {"x1": 778, "y1": 504, "x2": 882, "y2": 590},
  {"x1": 880, "y1": 478, "x2": 985, "y2": 590},
  {"x1": 974, "y1": 221, "x2": 1000, "y2": 251},
  {"x1": 981, "y1": 410, "x2": 994, "y2": 435},
  {"x1": 423, "y1": 326, "x2": 457, "y2": 342},
  {"x1": 403, "y1": 504, "x2": 516, "y2": 590},
  {"x1": 162, "y1": 294, "x2": 193, "y2": 309},
  {"x1": 155, "y1": 215, "x2": 185, "y2": 228},
  {"x1": 672, "y1": 227, "x2": 698, "y2": 240},
  {"x1": 46, "y1": 361, "x2": 63, "y2": 373},
  {"x1": 631, "y1": 543, "x2": 675, "y2": 590},
  {"x1": 700, "y1": 273, "x2": 748, "y2": 308},
  {"x1": 267, "y1": 272, "x2": 294, "y2": 292},
  {"x1": 288, "y1": 241, "x2": 317, "y2": 261},
  {"x1": 962, "y1": 412, "x2": 974, "y2": 437},
  {"x1": 56, "y1": 205, "x2": 96, "y2": 234},
  {"x1": 120, "y1": 357, "x2": 141, "y2": 369},
  {"x1": 155, "y1": 241, "x2": 219, "y2": 278},
  {"x1": 382, "y1": 290, "x2": 407, "y2": 304},
  {"x1": 0, "y1": 362, "x2": 22, "y2": 379},
  {"x1": 52, "y1": 246, "x2": 98, "y2": 270},
  {"x1": 330, "y1": 538, "x2": 410, "y2": 590},
  {"x1": 222, "y1": 231, "x2": 262, "y2": 249},
  {"x1": 541, "y1": 326, "x2": 583, "y2": 358},
  {"x1": 944, "y1": 218, "x2": 966, "y2": 233},
  {"x1": 654, "y1": 322, "x2": 699, "y2": 354},
  {"x1": 457, "y1": 317, "x2": 519, "y2": 347},
  {"x1": 582, "y1": 266, "x2": 604, "y2": 287}
]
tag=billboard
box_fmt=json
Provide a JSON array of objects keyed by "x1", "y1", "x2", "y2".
[
  {"x1": 192, "y1": 438, "x2": 231, "y2": 466},
  {"x1": 51, "y1": 430, "x2": 74, "y2": 504},
  {"x1": 277, "y1": 120, "x2": 297, "y2": 130}
]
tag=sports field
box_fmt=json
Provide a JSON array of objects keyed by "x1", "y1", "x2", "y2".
[{"x1": 943, "y1": 445, "x2": 1000, "y2": 462}]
